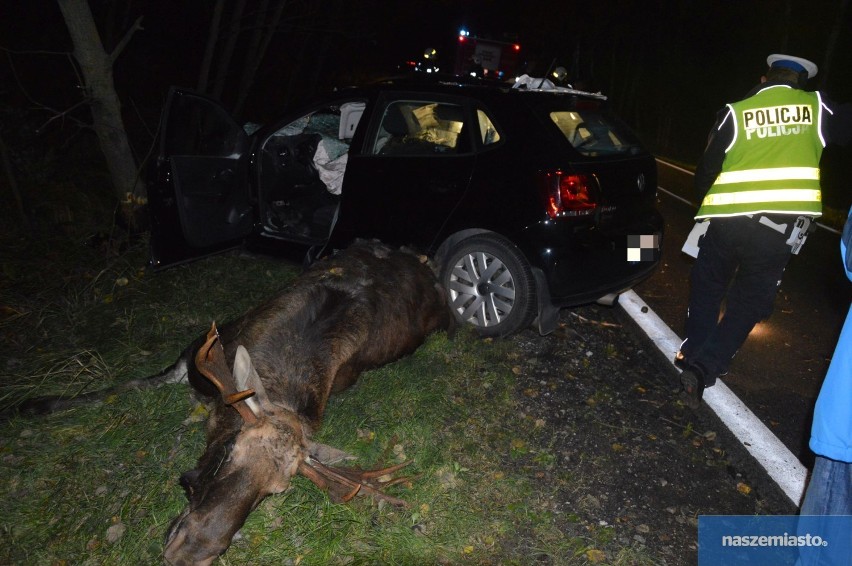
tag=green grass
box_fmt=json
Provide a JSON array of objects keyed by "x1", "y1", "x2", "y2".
[{"x1": 1, "y1": 234, "x2": 612, "y2": 565}]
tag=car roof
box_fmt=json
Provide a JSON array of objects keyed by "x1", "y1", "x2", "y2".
[{"x1": 335, "y1": 74, "x2": 608, "y2": 104}]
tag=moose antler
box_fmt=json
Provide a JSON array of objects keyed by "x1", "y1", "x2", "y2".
[
  {"x1": 298, "y1": 457, "x2": 418, "y2": 507},
  {"x1": 195, "y1": 322, "x2": 258, "y2": 424},
  {"x1": 196, "y1": 322, "x2": 419, "y2": 507}
]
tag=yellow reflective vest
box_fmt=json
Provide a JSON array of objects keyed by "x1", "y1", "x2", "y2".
[{"x1": 696, "y1": 85, "x2": 825, "y2": 219}]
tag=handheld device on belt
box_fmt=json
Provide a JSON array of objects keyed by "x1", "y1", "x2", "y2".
[{"x1": 786, "y1": 216, "x2": 812, "y2": 255}]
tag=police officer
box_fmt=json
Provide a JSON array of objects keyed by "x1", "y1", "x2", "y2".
[{"x1": 677, "y1": 54, "x2": 852, "y2": 408}]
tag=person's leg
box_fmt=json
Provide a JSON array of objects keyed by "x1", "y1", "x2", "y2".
[
  {"x1": 693, "y1": 226, "x2": 791, "y2": 382},
  {"x1": 800, "y1": 456, "x2": 852, "y2": 516},
  {"x1": 681, "y1": 220, "x2": 738, "y2": 364},
  {"x1": 797, "y1": 456, "x2": 852, "y2": 566},
  {"x1": 679, "y1": 220, "x2": 741, "y2": 408}
]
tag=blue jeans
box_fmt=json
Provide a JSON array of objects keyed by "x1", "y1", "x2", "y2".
[{"x1": 797, "y1": 456, "x2": 852, "y2": 566}]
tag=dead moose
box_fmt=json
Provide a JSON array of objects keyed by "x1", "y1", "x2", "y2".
[{"x1": 159, "y1": 240, "x2": 453, "y2": 565}]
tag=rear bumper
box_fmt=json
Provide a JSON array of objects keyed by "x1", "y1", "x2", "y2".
[{"x1": 517, "y1": 210, "x2": 665, "y2": 309}]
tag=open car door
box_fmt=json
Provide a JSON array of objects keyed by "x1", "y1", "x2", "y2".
[{"x1": 148, "y1": 88, "x2": 253, "y2": 269}]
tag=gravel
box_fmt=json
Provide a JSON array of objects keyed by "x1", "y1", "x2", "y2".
[{"x1": 500, "y1": 302, "x2": 798, "y2": 564}]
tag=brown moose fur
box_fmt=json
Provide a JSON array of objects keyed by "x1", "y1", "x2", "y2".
[{"x1": 163, "y1": 240, "x2": 453, "y2": 565}]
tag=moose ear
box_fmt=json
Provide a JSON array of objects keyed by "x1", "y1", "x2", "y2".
[{"x1": 233, "y1": 345, "x2": 269, "y2": 416}]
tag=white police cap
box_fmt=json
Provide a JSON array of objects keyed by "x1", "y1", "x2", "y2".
[{"x1": 767, "y1": 54, "x2": 818, "y2": 78}]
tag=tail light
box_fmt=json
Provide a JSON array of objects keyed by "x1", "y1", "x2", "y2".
[{"x1": 538, "y1": 170, "x2": 598, "y2": 219}]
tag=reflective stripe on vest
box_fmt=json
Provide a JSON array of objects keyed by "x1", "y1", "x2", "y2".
[
  {"x1": 714, "y1": 166, "x2": 819, "y2": 184},
  {"x1": 697, "y1": 186, "x2": 821, "y2": 217},
  {"x1": 702, "y1": 189, "x2": 821, "y2": 207}
]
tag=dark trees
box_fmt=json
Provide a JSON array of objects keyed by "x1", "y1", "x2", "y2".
[{"x1": 55, "y1": 0, "x2": 147, "y2": 230}]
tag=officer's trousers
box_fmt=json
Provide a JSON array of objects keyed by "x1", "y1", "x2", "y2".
[{"x1": 681, "y1": 216, "x2": 793, "y2": 385}]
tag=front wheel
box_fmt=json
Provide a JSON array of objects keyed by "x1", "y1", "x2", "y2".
[{"x1": 440, "y1": 234, "x2": 537, "y2": 337}]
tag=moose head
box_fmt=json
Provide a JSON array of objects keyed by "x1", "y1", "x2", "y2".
[{"x1": 163, "y1": 324, "x2": 413, "y2": 566}]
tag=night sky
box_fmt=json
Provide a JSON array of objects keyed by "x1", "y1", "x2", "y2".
[{"x1": 2, "y1": 0, "x2": 852, "y2": 166}]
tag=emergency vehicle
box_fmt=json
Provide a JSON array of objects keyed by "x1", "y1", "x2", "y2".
[{"x1": 453, "y1": 29, "x2": 522, "y2": 80}]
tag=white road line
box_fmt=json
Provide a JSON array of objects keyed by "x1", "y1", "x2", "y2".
[
  {"x1": 656, "y1": 159, "x2": 696, "y2": 176},
  {"x1": 621, "y1": 272, "x2": 808, "y2": 504},
  {"x1": 657, "y1": 186, "x2": 696, "y2": 207}
]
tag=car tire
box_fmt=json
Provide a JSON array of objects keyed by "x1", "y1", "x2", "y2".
[{"x1": 440, "y1": 234, "x2": 537, "y2": 337}]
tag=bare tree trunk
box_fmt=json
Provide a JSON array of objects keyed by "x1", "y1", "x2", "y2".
[
  {"x1": 281, "y1": 29, "x2": 311, "y2": 107},
  {"x1": 233, "y1": 0, "x2": 288, "y2": 117},
  {"x1": 212, "y1": 0, "x2": 248, "y2": 101},
  {"x1": 819, "y1": 0, "x2": 849, "y2": 91},
  {"x1": 779, "y1": 0, "x2": 792, "y2": 52},
  {"x1": 197, "y1": 0, "x2": 227, "y2": 93},
  {"x1": 55, "y1": 0, "x2": 147, "y2": 230},
  {"x1": 0, "y1": 130, "x2": 28, "y2": 226}
]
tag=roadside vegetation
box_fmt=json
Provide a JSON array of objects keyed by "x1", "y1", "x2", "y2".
[
  {"x1": 0, "y1": 150, "x2": 801, "y2": 565},
  {"x1": 0, "y1": 227, "x2": 664, "y2": 565}
]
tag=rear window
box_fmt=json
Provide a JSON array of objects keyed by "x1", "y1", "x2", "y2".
[{"x1": 549, "y1": 107, "x2": 645, "y2": 157}]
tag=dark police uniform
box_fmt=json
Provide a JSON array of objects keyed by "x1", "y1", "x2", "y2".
[{"x1": 678, "y1": 54, "x2": 852, "y2": 406}]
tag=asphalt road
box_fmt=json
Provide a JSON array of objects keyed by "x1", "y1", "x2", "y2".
[{"x1": 631, "y1": 160, "x2": 852, "y2": 464}]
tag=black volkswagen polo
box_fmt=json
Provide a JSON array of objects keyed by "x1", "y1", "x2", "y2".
[{"x1": 147, "y1": 76, "x2": 663, "y2": 337}]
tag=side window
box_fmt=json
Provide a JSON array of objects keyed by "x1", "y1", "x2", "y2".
[
  {"x1": 477, "y1": 109, "x2": 501, "y2": 145},
  {"x1": 372, "y1": 101, "x2": 469, "y2": 156}
]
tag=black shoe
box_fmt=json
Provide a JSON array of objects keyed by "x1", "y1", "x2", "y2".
[{"x1": 679, "y1": 367, "x2": 705, "y2": 409}]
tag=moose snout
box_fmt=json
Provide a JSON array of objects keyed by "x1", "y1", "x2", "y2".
[{"x1": 163, "y1": 508, "x2": 232, "y2": 566}]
